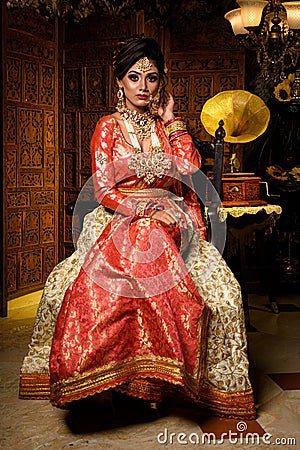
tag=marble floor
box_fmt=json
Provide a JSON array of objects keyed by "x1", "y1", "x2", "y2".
[{"x1": 0, "y1": 288, "x2": 299, "y2": 450}]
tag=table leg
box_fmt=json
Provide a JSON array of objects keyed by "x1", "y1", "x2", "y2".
[
  {"x1": 255, "y1": 229, "x2": 279, "y2": 314},
  {"x1": 238, "y1": 236, "x2": 250, "y2": 327}
]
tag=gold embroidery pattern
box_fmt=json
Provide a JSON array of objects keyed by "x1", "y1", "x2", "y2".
[{"x1": 19, "y1": 373, "x2": 50, "y2": 399}]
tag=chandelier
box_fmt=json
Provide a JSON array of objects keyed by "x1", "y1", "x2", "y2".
[{"x1": 225, "y1": 1, "x2": 300, "y2": 84}]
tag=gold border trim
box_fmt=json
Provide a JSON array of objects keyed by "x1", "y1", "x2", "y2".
[
  {"x1": 50, "y1": 307, "x2": 211, "y2": 407},
  {"x1": 196, "y1": 386, "x2": 257, "y2": 419},
  {"x1": 51, "y1": 357, "x2": 190, "y2": 406},
  {"x1": 117, "y1": 187, "x2": 170, "y2": 197},
  {"x1": 19, "y1": 373, "x2": 50, "y2": 399}
]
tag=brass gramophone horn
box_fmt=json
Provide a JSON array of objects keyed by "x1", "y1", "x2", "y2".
[{"x1": 200, "y1": 90, "x2": 270, "y2": 143}]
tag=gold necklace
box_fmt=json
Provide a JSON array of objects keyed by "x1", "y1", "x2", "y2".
[
  {"x1": 119, "y1": 107, "x2": 155, "y2": 141},
  {"x1": 124, "y1": 120, "x2": 172, "y2": 184}
]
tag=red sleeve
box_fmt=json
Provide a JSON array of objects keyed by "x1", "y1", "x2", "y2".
[
  {"x1": 171, "y1": 133, "x2": 201, "y2": 174},
  {"x1": 90, "y1": 117, "x2": 134, "y2": 216},
  {"x1": 157, "y1": 120, "x2": 201, "y2": 174}
]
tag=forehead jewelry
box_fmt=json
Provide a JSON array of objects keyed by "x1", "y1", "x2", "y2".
[{"x1": 136, "y1": 57, "x2": 152, "y2": 72}]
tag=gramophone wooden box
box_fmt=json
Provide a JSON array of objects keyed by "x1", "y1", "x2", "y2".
[{"x1": 222, "y1": 173, "x2": 267, "y2": 206}]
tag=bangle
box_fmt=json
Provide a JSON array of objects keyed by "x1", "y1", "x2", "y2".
[
  {"x1": 135, "y1": 200, "x2": 148, "y2": 216},
  {"x1": 144, "y1": 201, "x2": 155, "y2": 215},
  {"x1": 169, "y1": 130, "x2": 188, "y2": 142},
  {"x1": 164, "y1": 117, "x2": 182, "y2": 127},
  {"x1": 165, "y1": 120, "x2": 187, "y2": 138}
]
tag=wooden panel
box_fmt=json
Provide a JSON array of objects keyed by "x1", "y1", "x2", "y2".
[
  {"x1": 7, "y1": 254, "x2": 18, "y2": 294},
  {"x1": 6, "y1": 106, "x2": 17, "y2": 143},
  {"x1": 40, "y1": 209, "x2": 55, "y2": 243},
  {"x1": 7, "y1": 212, "x2": 22, "y2": 248},
  {"x1": 19, "y1": 108, "x2": 43, "y2": 168},
  {"x1": 64, "y1": 113, "x2": 77, "y2": 149},
  {"x1": 2, "y1": 6, "x2": 59, "y2": 311},
  {"x1": 80, "y1": 112, "x2": 99, "y2": 174},
  {"x1": 85, "y1": 66, "x2": 108, "y2": 108},
  {"x1": 64, "y1": 68, "x2": 83, "y2": 108},
  {"x1": 6, "y1": 57, "x2": 22, "y2": 101},
  {"x1": 6, "y1": 145, "x2": 17, "y2": 187},
  {"x1": 24, "y1": 210, "x2": 40, "y2": 246},
  {"x1": 40, "y1": 65, "x2": 55, "y2": 106},
  {"x1": 167, "y1": 51, "x2": 244, "y2": 140},
  {"x1": 23, "y1": 59, "x2": 39, "y2": 104},
  {"x1": 19, "y1": 249, "x2": 43, "y2": 288}
]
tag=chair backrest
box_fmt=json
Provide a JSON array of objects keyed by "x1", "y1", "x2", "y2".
[
  {"x1": 192, "y1": 120, "x2": 226, "y2": 252},
  {"x1": 193, "y1": 119, "x2": 225, "y2": 199}
]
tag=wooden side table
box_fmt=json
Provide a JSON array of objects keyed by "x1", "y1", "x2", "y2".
[{"x1": 221, "y1": 204, "x2": 282, "y2": 325}]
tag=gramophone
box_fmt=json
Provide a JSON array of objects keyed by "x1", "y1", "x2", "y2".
[{"x1": 201, "y1": 90, "x2": 270, "y2": 206}]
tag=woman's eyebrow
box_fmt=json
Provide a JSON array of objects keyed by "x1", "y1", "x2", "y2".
[{"x1": 128, "y1": 70, "x2": 159, "y2": 75}]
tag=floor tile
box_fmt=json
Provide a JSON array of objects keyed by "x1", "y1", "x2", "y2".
[{"x1": 198, "y1": 416, "x2": 266, "y2": 439}]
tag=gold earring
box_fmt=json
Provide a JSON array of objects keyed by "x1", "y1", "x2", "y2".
[
  {"x1": 149, "y1": 91, "x2": 160, "y2": 114},
  {"x1": 116, "y1": 87, "x2": 125, "y2": 111}
]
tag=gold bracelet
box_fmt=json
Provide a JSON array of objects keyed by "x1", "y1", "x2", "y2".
[
  {"x1": 165, "y1": 120, "x2": 187, "y2": 138},
  {"x1": 135, "y1": 200, "x2": 148, "y2": 216}
]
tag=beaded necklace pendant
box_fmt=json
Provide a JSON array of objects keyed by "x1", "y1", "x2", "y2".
[{"x1": 125, "y1": 121, "x2": 172, "y2": 184}]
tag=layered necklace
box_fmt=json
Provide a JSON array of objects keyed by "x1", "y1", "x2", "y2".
[
  {"x1": 119, "y1": 107, "x2": 154, "y2": 141},
  {"x1": 123, "y1": 112, "x2": 172, "y2": 184}
]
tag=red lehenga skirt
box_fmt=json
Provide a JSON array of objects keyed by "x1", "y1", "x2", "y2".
[
  {"x1": 19, "y1": 192, "x2": 256, "y2": 419},
  {"x1": 50, "y1": 213, "x2": 210, "y2": 404}
]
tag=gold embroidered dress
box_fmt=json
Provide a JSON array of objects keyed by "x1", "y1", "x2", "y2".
[{"x1": 19, "y1": 115, "x2": 256, "y2": 419}]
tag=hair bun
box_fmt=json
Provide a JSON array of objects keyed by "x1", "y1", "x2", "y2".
[{"x1": 113, "y1": 34, "x2": 166, "y2": 82}]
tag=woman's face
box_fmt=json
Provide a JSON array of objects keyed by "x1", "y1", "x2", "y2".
[{"x1": 118, "y1": 59, "x2": 160, "y2": 113}]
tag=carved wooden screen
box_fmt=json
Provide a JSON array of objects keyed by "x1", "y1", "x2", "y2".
[
  {"x1": 60, "y1": 14, "x2": 134, "y2": 259},
  {"x1": 2, "y1": 7, "x2": 59, "y2": 313},
  {"x1": 164, "y1": 18, "x2": 245, "y2": 175},
  {"x1": 168, "y1": 51, "x2": 245, "y2": 139},
  {"x1": 166, "y1": 20, "x2": 245, "y2": 140}
]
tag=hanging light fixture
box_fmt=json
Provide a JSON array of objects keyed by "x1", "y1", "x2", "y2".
[{"x1": 225, "y1": 1, "x2": 300, "y2": 84}]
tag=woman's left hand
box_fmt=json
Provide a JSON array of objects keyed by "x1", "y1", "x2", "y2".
[
  {"x1": 149, "y1": 209, "x2": 176, "y2": 226},
  {"x1": 157, "y1": 90, "x2": 175, "y2": 123}
]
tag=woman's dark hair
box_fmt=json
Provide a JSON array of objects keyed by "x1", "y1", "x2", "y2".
[{"x1": 113, "y1": 35, "x2": 166, "y2": 81}]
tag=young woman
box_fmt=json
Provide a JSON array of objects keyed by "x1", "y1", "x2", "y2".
[{"x1": 19, "y1": 35, "x2": 256, "y2": 420}]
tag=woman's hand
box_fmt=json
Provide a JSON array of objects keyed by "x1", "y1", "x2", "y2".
[
  {"x1": 157, "y1": 90, "x2": 175, "y2": 123},
  {"x1": 150, "y1": 209, "x2": 177, "y2": 226}
]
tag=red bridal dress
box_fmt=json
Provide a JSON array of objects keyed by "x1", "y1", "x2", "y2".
[{"x1": 19, "y1": 116, "x2": 256, "y2": 420}]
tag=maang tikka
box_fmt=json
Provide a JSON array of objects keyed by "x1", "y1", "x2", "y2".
[{"x1": 136, "y1": 57, "x2": 152, "y2": 72}]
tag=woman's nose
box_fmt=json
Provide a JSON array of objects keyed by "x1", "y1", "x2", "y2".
[{"x1": 140, "y1": 77, "x2": 148, "y2": 91}]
